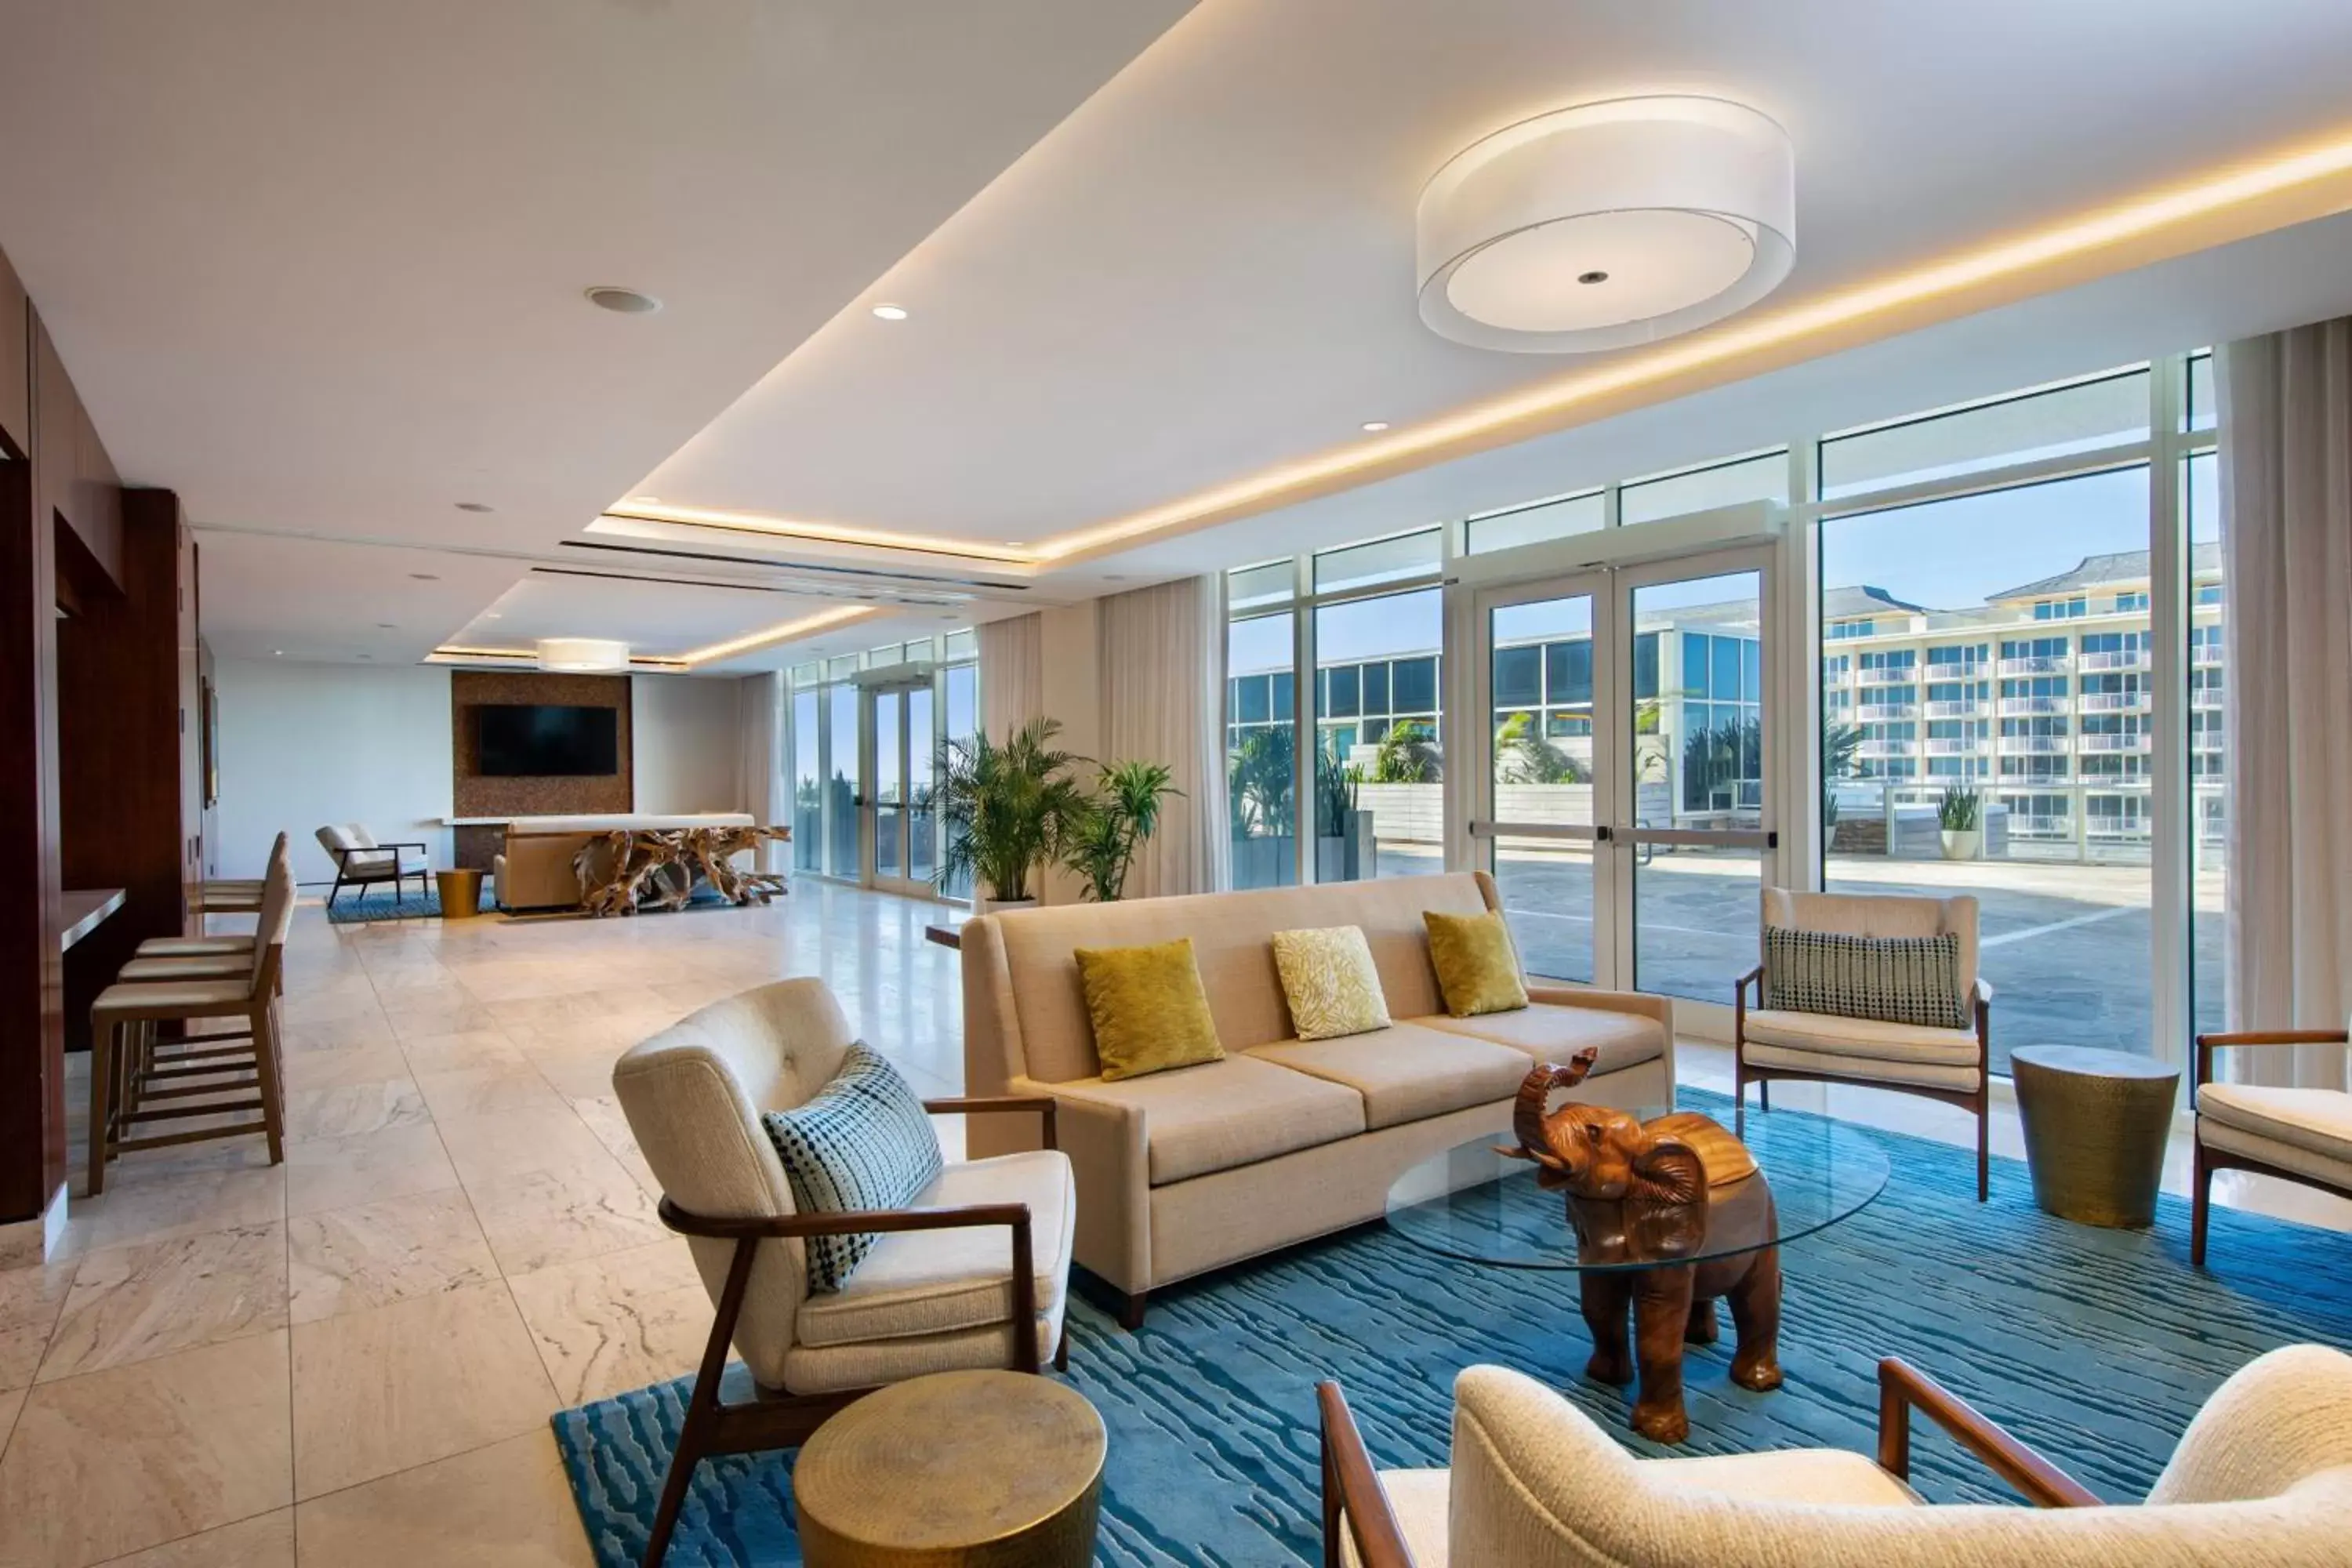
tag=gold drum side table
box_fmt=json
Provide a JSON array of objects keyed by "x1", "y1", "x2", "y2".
[
  {"x1": 2010, "y1": 1044, "x2": 2180, "y2": 1228},
  {"x1": 793, "y1": 1370, "x2": 1105, "y2": 1567},
  {"x1": 434, "y1": 867, "x2": 485, "y2": 920}
]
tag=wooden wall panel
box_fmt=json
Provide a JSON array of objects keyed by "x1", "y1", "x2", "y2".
[
  {"x1": 450, "y1": 670, "x2": 633, "y2": 820},
  {"x1": 32, "y1": 312, "x2": 120, "y2": 590},
  {"x1": 0, "y1": 450, "x2": 64, "y2": 1221},
  {"x1": 59, "y1": 492, "x2": 197, "y2": 1052},
  {"x1": 0, "y1": 249, "x2": 25, "y2": 459}
]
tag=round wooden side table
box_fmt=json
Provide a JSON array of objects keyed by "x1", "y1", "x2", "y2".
[
  {"x1": 434, "y1": 867, "x2": 485, "y2": 920},
  {"x1": 2010, "y1": 1044, "x2": 2180, "y2": 1228},
  {"x1": 793, "y1": 1370, "x2": 1105, "y2": 1567}
]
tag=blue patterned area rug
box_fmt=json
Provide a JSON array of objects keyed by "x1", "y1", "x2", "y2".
[
  {"x1": 322, "y1": 887, "x2": 441, "y2": 923},
  {"x1": 551, "y1": 1092, "x2": 2352, "y2": 1566}
]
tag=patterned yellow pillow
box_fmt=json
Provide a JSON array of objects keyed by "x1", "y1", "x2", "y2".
[
  {"x1": 1423, "y1": 909, "x2": 1530, "y2": 1018},
  {"x1": 1271, "y1": 926, "x2": 1391, "y2": 1041}
]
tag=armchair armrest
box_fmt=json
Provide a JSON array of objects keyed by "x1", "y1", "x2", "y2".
[
  {"x1": 924, "y1": 1094, "x2": 1058, "y2": 1152},
  {"x1": 1972, "y1": 977, "x2": 1996, "y2": 1004},
  {"x1": 2193, "y1": 1028, "x2": 2349, "y2": 1088},
  {"x1": 1876, "y1": 1357, "x2": 2098, "y2": 1508},
  {"x1": 1317, "y1": 1381, "x2": 1417, "y2": 1568}
]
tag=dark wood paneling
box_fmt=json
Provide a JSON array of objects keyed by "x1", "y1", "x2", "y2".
[
  {"x1": 0, "y1": 449, "x2": 64, "y2": 1221},
  {"x1": 451, "y1": 670, "x2": 633, "y2": 820},
  {"x1": 0, "y1": 249, "x2": 25, "y2": 459},
  {"x1": 32, "y1": 312, "x2": 120, "y2": 590},
  {"x1": 60, "y1": 492, "x2": 196, "y2": 1054}
]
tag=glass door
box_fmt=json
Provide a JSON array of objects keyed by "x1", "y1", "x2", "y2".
[
  {"x1": 1470, "y1": 546, "x2": 1777, "y2": 1014},
  {"x1": 863, "y1": 679, "x2": 935, "y2": 897}
]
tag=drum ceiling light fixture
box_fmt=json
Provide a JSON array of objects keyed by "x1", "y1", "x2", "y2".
[
  {"x1": 1417, "y1": 95, "x2": 1795, "y2": 354},
  {"x1": 537, "y1": 637, "x2": 631, "y2": 673}
]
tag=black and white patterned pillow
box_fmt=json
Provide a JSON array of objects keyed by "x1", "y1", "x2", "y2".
[
  {"x1": 1761, "y1": 927, "x2": 1968, "y2": 1031},
  {"x1": 760, "y1": 1044, "x2": 943, "y2": 1293}
]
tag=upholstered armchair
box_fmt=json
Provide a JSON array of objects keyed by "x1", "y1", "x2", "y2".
[
  {"x1": 2191, "y1": 1018, "x2": 2352, "y2": 1266},
  {"x1": 314, "y1": 822, "x2": 428, "y2": 907},
  {"x1": 612, "y1": 977, "x2": 1073, "y2": 1568},
  {"x1": 1321, "y1": 1346, "x2": 2352, "y2": 1566},
  {"x1": 1734, "y1": 887, "x2": 1993, "y2": 1200}
]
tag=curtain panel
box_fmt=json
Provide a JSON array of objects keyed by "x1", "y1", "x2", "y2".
[
  {"x1": 2217, "y1": 323, "x2": 2352, "y2": 1089},
  {"x1": 737, "y1": 671, "x2": 786, "y2": 873},
  {"x1": 1097, "y1": 575, "x2": 1229, "y2": 898},
  {"x1": 978, "y1": 612, "x2": 1044, "y2": 742}
]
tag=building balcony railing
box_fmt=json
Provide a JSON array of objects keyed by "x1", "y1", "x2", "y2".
[
  {"x1": 1854, "y1": 665, "x2": 1918, "y2": 686},
  {"x1": 1998, "y1": 770, "x2": 2074, "y2": 787},
  {"x1": 1857, "y1": 702, "x2": 1918, "y2": 722},
  {"x1": 2086, "y1": 822, "x2": 2154, "y2": 842},
  {"x1": 2079, "y1": 691, "x2": 2151, "y2": 713},
  {"x1": 2191, "y1": 688, "x2": 2223, "y2": 710},
  {"x1": 2192, "y1": 648, "x2": 2224, "y2": 667},
  {"x1": 2193, "y1": 733, "x2": 2225, "y2": 750},
  {"x1": 1922, "y1": 738, "x2": 1979, "y2": 756},
  {"x1": 2079, "y1": 649, "x2": 2151, "y2": 672},
  {"x1": 2078, "y1": 733, "x2": 2153, "y2": 753},
  {"x1": 1998, "y1": 655, "x2": 2070, "y2": 675},
  {"x1": 1857, "y1": 739, "x2": 1915, "y2": 759},
  {"x1": 1922, "y1": 699, "x2": 1987, "y2": 719},
  {"x1": 1997, "y1": 735, "x2": 2068, "y2": 754},
  {"x1": 2008, "y1": 814, "x2": 2072, "y2": 837},
  {"x1": 1997, "y1": 696, "x2": 2068, "y2": 716}
]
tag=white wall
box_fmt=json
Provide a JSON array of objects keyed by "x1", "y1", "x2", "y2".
[
  {"x1": 630, "y1": 673, "x2": 747, "y2": 815},
  {"x1": 213, "y1": 659, "x2": 456, "y2": 882}
]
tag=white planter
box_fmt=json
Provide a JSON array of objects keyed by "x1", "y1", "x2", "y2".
[
  {"x1": 1939, "y1": 829, "x2": 1981, "y2": 861},
  {"x1": 972, "y1": 895, "x2": 1038, "y2": 916}
]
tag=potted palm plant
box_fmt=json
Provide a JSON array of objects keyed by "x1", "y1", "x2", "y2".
[
  {"x1": 1062, "y1": 760, "x2": 1182, "y2": 902},
  {"x1": 1937, "y1": 782, "x2": 1983, "y2": 861},
  {"x1": 935, "y1": 719, "x2": 1087, "y2": 911}
]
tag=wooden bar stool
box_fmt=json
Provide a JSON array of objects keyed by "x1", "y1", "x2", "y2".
[
  {"x1": 86, "y1": 862, "x2": 294, "y2": 1196},
  {"x1": 187, "y1": 832, "x2": 289, "y2": 919},
  {"x1": 142, "y1": 834, "x2": 292, "y2": 962}
]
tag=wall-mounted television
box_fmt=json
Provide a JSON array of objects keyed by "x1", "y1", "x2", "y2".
[{"x1": 475, "y1": 704, "x2": 619, "y2": 777}]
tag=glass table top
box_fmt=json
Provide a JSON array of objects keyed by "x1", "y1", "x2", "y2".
[{"x1": 1384, "y1": 1107, "x2": 1889, "y2": 1273}]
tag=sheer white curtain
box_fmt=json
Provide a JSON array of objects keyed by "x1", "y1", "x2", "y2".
[
  {"x1": 737, "y1": 672, "x2": 786, "y2": 873},
  {"x1": 2217, "y1": 322, "x2": 2352, "y2": 1088},
  {"x1": 978, "y1": 613, "x2": 1044, "y2": 740},
  {"x1": 1098, "y1": 575, "x2": 1229, "y2": 897}
]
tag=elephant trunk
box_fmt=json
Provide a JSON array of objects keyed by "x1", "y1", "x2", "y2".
[{"x1": 1512, "y1": 1051, "x2": 1599, "y2": 1163}]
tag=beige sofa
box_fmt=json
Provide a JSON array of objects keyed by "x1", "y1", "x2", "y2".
[
  {"x1": 492, "y1": 812, "x2": 756, "y2": 909},
  {"x1": 961, "y1": 871, "x2": 1672, "y2": 1325}
]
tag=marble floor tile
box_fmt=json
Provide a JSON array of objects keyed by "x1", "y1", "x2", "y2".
[
  {"x1": 277, "y1": 1039, "x2": 409, "y2": 1094},
  {"x1": 506, "y1": 1238, "x2": 712, "y2": 1404},
  {"x1": 61, "y1": 1162, "x2": 286, "y2": 1257},
  {"x1": 0, "y1": 1330, "x2": 292, "y2": 1567},
  {"x1": 433, "y1": 1105, "x2": 617, "y2": 1189},
  {"x1": 90, "y1": 1509, "x2": 295, "y2": 1567},
  {"x1": 0, "y1": 1385, "x2": 24, "y2": 1457},
  {"x1": 38, "y1": 1225, "x2": 287, "y2": 1381},
  {"x1": 288, "y1": 1188, "x2": 498, "y2": 1323},
  {"x1": 386, "y1": 1001, "x2": 508, "y2": 1041},
  {"x1": 292, "y1": 1429, "x2": 593, "y2": 1567},
  {"x1": 2, "y1": 1258, "x2": 78, "y2": 1392},
  {"x1": 395, "y1": 1028, "x2": 528, "y2": 1076},
  {"x1": 282, "y1": 1077, "x2": 430, "y2": 1142},
  {"x1": 532, "y1": 1048, "x2": 627, "y2": 1102},
  {"x1": 283, "y1": 1122, "x2": 460, "y2": 1219},
  {"x1": 466, "y1": 1156, "x2": 670, "y2": 1276},
  {"x1": 412, "y1": 1063, "x2": 573, "y2": 1122},
  {"x1": 289, "y1": 1280, "x2": 557, "y2": 1499},
  {"x1": 278, "y1": 1011, "x2": 400, "y2": 1055}
]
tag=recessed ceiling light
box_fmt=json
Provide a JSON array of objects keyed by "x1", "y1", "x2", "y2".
[
  {"x1": 1104, "y1": 574, "x2": 1127, "y2": 582},
  {"x1": 1360, "y1": 420, "x2": 1391, "y2": 432},
  {"x1": 584, "y1": 286, "x2": 662, "y2": 314},
  {"x1": 456, "y1": 502, "x2": 493, "y2": 514},
  {"x1": 1004, "y1": 540, "x2": 1027, "y2": 547},
  {"x1": 409, "y1": 572, "x2": 439, "y2": 582},
  {"x1": 357, "y1": 653, "x2": 372, "y2": 660},
  {"x1": 870, "y1": 303, "x2": 909, "y2": 321},
  {"x1": 485, "y1": 612, "x2": 503, "y2": 620},
  {"x1": 271, "y1": 649, "x2": 283, "y2": 657},
  {"x1": 376, "y1": 622, "x2": 396, "y2": 629}
]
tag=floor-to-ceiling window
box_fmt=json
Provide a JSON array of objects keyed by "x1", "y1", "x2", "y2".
[
  {"x1": 1227, "y1": 560, "x2": 1299, "y2": 891},
  {"x1": 790, "y1": 671, "x2": 822, "y2": 873},
  {"x1": 783, "y1": 633, "x2": 978, "y2": 893},
  {"x1": 1312, "y1": 530, "x2": 1443, "y2": 882}
]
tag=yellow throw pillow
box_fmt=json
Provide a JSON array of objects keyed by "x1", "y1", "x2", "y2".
[
  {"x1": 1271, "y1": 926, "x2": 1391, "y2": 1041},
  {"x1": 1074, "y1": 937, "x2": 1225, "y2": 1082},
  {"x1": 1423, "y1": 909, "x2": 1529, "y2": 1018}
]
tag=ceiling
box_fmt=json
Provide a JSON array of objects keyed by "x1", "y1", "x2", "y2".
[{"x1": 9, "y1": 0, "x2": 2352, "y2": 673}]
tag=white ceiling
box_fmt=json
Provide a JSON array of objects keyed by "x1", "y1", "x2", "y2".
[{"x1": 10, "y1": 0, "x2": 2352, "y2": 673}]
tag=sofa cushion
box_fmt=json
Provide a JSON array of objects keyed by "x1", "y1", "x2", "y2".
[
  {"x1": 1740, "y1": 1007, "x2": 1981, "y2": 1065},
  {"x1": 1247, "y1": 1022, "x2": 1532, "y2": 1131},
  {"x1": 2198, "y1": 1083, "x2": 2352, "y2": 1166},
  {"x1": 1424, "y1": 909, "x2": 1529, "y2": 1018},
  {"x1": 1762, "y1": 926, "x2": 1966, "y2": 1030},
  {"x1": 1271, "y1": 925, "x2": 1391, "y2": 1041},
  {"x1": 1740, "y1": 1042, "x2": 1983, "y2": 1092},
  {"x1": 1074, "y1": 938, "x2": 1225, "y2": 1082},
  {"x1": 1049, "y1": 1055, "x2": 1367, "y2": 1186},
  {"x1": 1419, "y1": 1003, "x2": 1666, "y2": 1076},
  {"x1": 794, "y1": 1149, "x2": 1073, "y2": 1348}
]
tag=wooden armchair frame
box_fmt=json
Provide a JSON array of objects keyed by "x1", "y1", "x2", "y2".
[
  {"x1": 1318, "y1": 1356, "x2": 2092, "y2": 1567},
  {"x1": 642, "y1": 1095, "x2": 1060, "y2": 1568},
  {"x1": 323, "y1": 839, "x2": 429, "y2": 908},
  {"x1": 2190, "y1": 1026, "x2": 2351, "y2": 1266},
  {"x1": 1734, "y1": 964, "x2": 1997, "y2": 1202}
]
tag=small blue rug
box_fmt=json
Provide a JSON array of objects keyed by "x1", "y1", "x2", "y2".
[
  {"x1": 323, "y1": 887, "x2": 442, "y2": 923},
  {"x1": 551, "y1": 1092, "x2": 2352, "y2": 1566}
]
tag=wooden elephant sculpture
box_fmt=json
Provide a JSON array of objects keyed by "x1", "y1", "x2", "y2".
[{"x1": 1503, "y1": 1053, "x2": 1784, "y2": 1444}]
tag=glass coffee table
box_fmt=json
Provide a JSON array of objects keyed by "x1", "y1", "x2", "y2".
[{"x1": 1385, "y1": 1106, "x2": 1889, "y2": 1443}]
